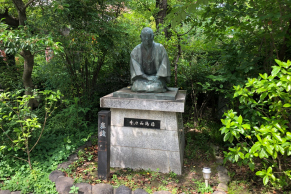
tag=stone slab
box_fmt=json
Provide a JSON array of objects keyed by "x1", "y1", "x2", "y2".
[
  {"x1": 92, "y1": 184, "x2": 113, "y2": 194},
  {"x1": 113, "y1": 87, "x2": 178, "y2": 100},
  {"x1": 55, "y1": 176, "x2": 74, "y2": 194},
  {"x1": 100, "y1": 90, "x2": 186, "y2": 112},
  {"x1": 133, "y1": 189, "x2": 149, "y2": 194},
  {"x1": 217, "y1": 183, "x2": 228, "y2": 192},
  {"x1": 0, "y1": 191, "x2": 11, "y2": 194},
  {"x1": 57, "y1": 161, "x2": 72, "y2": 170},
  {"x1": 213, "y1": 191, "x2": 227, "y2": 194},
  {"x1": 76, "y1": 183, "x2": 92, "y2": 194},
  {"x1": 115, "y1": 185, "x2": 131, "y2": 194},
  {"x1": 111, "y1": 126, "x2": 180, "y2": 151},
  {"x1": 110, "y1": 146, "x2": 182, "y2": 175},
  {"x1": 49, "y1": 170, "x2": 65, "y2": 182}
]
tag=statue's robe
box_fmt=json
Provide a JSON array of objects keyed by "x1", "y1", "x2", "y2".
[{"x1": 130, "y1": 42, "x2": 171, "y2": 92}]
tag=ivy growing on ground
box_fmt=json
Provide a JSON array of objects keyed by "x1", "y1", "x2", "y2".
[{"x1": 220, "y1": 59, "x2": 291, "y2": 188}]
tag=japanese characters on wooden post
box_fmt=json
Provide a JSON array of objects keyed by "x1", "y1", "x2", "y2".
[{"x1": 98, "y1": 110, "x2": 111, "y2": 180}]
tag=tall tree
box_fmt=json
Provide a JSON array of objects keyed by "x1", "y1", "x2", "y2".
[
  {"x1": 12, "y1": 0, "x2": 38, "y2": 108},
  {"x1": 0, "y1": 0, "x2": 38, "y2": 107},
  {"x1": 155, "y1": 0, "x2": 168, "y2": 35}
]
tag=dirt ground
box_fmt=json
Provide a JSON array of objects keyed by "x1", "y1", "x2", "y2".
[{"x1": 62, "y1": 131, "x2": 288, "y2": 194}]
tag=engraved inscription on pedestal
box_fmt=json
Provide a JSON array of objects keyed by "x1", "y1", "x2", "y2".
[{"x1": 124, "y1": 118, "x2": 160, "y2": 129}]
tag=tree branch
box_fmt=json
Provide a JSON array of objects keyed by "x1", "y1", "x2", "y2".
[
  {"x1": 6, "y1": 153, "x2": 28, "y2": 162},
  {"x1": 24, "y1": 0, "x2": 35, "y2": 9},
  {"x1": 178, "y1": 25, "x2": 195, "y2": 36},
  {"x1": 0, "y1": 125, "x2": 15, "y2": 145},
  {"x1": 0, "y1": 8, "x2": 19, "y2": 27}
]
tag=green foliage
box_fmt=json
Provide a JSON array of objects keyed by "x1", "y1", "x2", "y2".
[
  {"x1": 0, "y1": 64, "x2": 23, "y2": 91},
  {"x1": 167, "y1": 0, "x2": 209, "y2": 27},
  {"x1": 0, "y1": 90, "x2": 62, "y2": 169},
  {"x1": 193, "y1": 179, "x2": 213, "y2": 193},
  {"x1": 0, "y1": 122, "x2": 96, "y2": 193},
  {"x1": 220, "y1": 60, "x2": 291, "y2": 188},
  {"x1": 185, "y1": 129, "x2": 214, "y2": 161},
  {"x1": 46, "y1": 97, "x2": 90, "y2": 135},
  {"x1": 69, "y1": 185, "x2": 79, "y2": 194},
  {"x1": 0, "y1": 164, "x2": 57, "y2": 194},
  {"x1": 0, "y1": 21, "x2": 63, "y2": 56}
]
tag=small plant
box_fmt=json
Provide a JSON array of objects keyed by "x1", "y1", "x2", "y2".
[
  {"x1": 194, "y1": 180, "x2": 213, "y2": 193},
  {"x1": 0, "y1": 90, "x2": 62, "y2": 169},
  {"x1": 171, "y1": 187, "x2": 178, "y2": 194},
  {"x1": 87, "y1": 152, "x2": 94, "y2": 161},
  {"x1": 228, "y1": 181, "x2": 250, "y2": 194},
  {"x1": 162, "y1": 179, "x2": 168, "y2": 185},
  {"x1": 112, "y1": 174, "x2": 124, "y2": 188},
  {"x1": 69, "y1": 185, "x2": 79, "y2": 194},
  {"x1": 158, "y1": 185, "x2": 168, "y2": 191},
  {"x1": 150, "y1": 168, "x2": 160, "y2": 181},
  {"x1": 145, "y1": 185, "x2": 153, "y2": 193},
  {"x1": 169, "y1": 171, "x2": 177, "y2": 178}
]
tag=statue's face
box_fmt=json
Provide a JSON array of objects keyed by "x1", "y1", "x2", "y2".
[{"x1": 141, "y1": 32, "x2": 154, "y2": 47}]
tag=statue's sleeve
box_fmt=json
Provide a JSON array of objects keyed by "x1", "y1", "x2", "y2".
[
  {"x1": 130, "y1": 46, "x2": 143, "y2": 83},
  {"x1": 156, "y1": 45, "x2": 171, "y2": 83}
]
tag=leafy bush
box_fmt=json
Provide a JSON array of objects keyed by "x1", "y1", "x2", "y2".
[
  {"x1": 0, "y1": 90, "x2": 62, "y2": 169},
  {"x1": 220, "y1": 59, "x2": 291, "y2": 188},
  {"x1": 0, "y1": 118, "x2": 96, "y2": 193},
  {"x1": 0, "y1": 64, "x2": 23, "y2": 91}
]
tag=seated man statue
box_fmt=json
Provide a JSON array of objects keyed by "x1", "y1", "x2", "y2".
[{"x1": 130, "y1": 27, "x2": 171, "y2": 93}]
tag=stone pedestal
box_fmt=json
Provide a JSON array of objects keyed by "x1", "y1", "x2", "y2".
[{"x1": 100, "y1": 88, "x2": 186, "y2": 175}]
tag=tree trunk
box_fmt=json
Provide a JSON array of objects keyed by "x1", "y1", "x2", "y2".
[
  {"x1": 155, "y1": 0, "x2": 167, "y2": 27},
  {"x1": 12, "y1": 0, "x2": 38, "y2": 108},
  {"x1": 20, "y1": 50, "x2": 39, "y2": 108},
  {"x1": 279, "y1": 19, "x2": 291, "y2": 61},
  {"x1": 174, "y1": 36, "x2": 181, "y2": 87},
  {"x1": 155, "y1": 0, "x2": 170, "y2": 38},
  {"x1": 12, "y1": 0, "x2": 28, "y2": 25},
  {"x1": 0, "y1": 8, "x2": 19, "y2": 28}
]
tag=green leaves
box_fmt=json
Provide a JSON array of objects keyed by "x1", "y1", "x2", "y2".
[
  {"x1": 221, "y1": 59, "x2": 291, "y2": 187},
  {"x1": 0, "y1": 90, "x2": 62, "y2": 170},
  {"x1": 0, "y1": 21, "x2": 63, "y2": 55},
  {"x1": 223, "y1": 132, "x2": 231, "y2": 142},
  {"x1": 256, "y1": 167, "x2": 275, "y2": 185},
  {"x1": 271, "y1": 66, "x2": 281, "y2": 76},
  {"x1": 283, "y1": 103, "x2": 291, "y2": 107},
  {"x1": 237, "y1": 115, "x2": 243, "y2": 125}
]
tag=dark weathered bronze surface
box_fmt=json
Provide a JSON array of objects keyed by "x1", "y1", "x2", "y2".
[
  {"x1": 130, "y1": 27, "x2": 171, "y2": 93},
  {"x1": 113, "y1": 87, "x2": 178, "y2": 100},
  {"x1": 98, "y1": 110, "x2": 111, "y2": 180}
]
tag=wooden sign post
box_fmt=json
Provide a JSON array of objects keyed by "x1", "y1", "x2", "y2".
[{"x1": 98, "y1": 110, "x2": 111, "y2": 180}]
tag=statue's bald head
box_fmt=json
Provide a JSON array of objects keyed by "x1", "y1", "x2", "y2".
[
  {"x1": 141, "y1": 27, "x2": 154, "y2": 37},
  {"x1": 140, "y1": 27, "x2": 154, "y2": 48}
]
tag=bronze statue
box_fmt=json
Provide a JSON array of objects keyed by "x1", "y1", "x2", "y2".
[{"x1": 130, "y1": 27, "x2": 171, "y2": 93}]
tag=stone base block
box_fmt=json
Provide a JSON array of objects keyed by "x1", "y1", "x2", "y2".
[
  {"x1": 109, "y1": 109, "x2": 185, "y2": 175},
  {"x1": 111, "y1": 146, "x2": 182, "y2": 174},
  {"x1": 100, "y1": 89, "x2": 186, "y2": 175}
]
